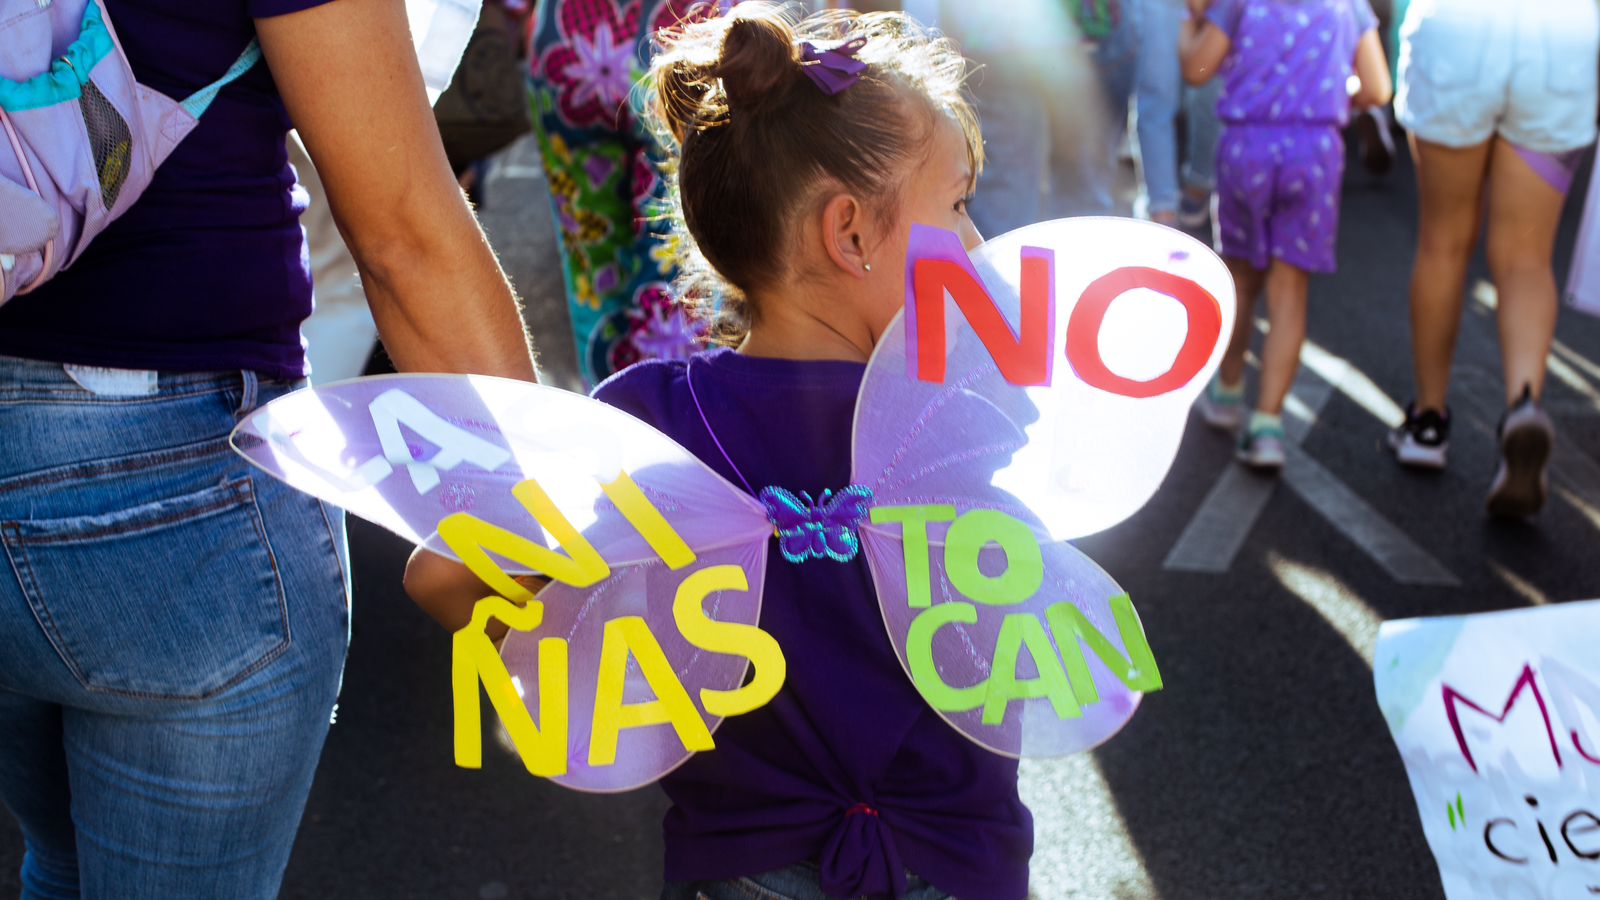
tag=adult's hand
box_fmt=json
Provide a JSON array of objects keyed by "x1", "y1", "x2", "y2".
[{"x1": 258, "y1": 0, "x2": 539, "y2": 382}]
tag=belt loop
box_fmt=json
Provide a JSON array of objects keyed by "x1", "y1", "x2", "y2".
[{"x1": 236, "y1": 369, "x2": 259, "y2": 417}]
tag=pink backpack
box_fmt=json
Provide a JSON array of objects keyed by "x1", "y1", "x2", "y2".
[{"x1": 0, "y1": 0, "x2": 259, "y2": 304}]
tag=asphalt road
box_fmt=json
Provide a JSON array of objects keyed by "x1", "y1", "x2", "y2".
[{"x1": 4, "y1": 135, "x2": 1599, "y2": 899}]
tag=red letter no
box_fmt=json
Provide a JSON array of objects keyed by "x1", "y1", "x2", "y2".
[
  {"x1": 1065, "y1": 267, "x2": 1222, "y2": 399},
  {"x1": 912, "y1": 247, "x2": 1054, "y2": 387}
]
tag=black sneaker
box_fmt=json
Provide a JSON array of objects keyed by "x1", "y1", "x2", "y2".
[
  {"x1": 1487, "y1": 387, "x2": 1554, "y2": 518},
  {"x1": 1388, "y1": 403, "x2": 1450, "y2": 469}
]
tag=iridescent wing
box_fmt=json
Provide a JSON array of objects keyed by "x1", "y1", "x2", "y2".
[
  {"x1": 231, "y1": 374, "x2": 774, "y2": 791},
  {"x1": 854, "y1": 218, "x2": 1234, "y2": 757}
]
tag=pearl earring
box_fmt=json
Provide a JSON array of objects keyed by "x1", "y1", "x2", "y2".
[{"x1": 863, "y1": 262, "x2": 873, "y2": 273}]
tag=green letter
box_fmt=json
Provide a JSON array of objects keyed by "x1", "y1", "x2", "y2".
[
  {"x1": 1045, "y1": 593, "x2": 1163, "y2": 707},
  {"x1": 983, "y1": 612, "x2": 1080, "y2": 725},
  {"x1": 906, "y1": 602, "x2": 987, "y2": 712},
  {"x1": 944, "y1": 510, "x2": 1043, "y2": 606},
  {"x1": 870, "y1": 504, "x2": 958, "y2": 608}
]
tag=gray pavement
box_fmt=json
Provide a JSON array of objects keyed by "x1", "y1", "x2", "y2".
[{"x1": 5, "y1": 136, "x2": 1600, "y2": 899}]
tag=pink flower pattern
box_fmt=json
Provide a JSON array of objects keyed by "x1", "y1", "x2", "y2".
[{"x1": 538, "y1": 0, "x2": 645, "y2": 129}]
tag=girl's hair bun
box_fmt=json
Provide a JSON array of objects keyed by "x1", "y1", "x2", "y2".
[
  {"x1": 646, "y1": 2, "x2": 982, "y2": 344},
  {"x1": 714, "y1": 14, "x2": 799, "y2": 116}
]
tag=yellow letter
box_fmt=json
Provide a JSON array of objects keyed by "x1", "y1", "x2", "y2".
[
  {"x1": 672, "y1": 565, "x2": 786, "y2": 717},
  {"x1": 438, "y1": 477, "x2": 610, "y2": 599},
  {"x1": 452, "y1": 596, "x2": 569, "y2": 777},
  {"x1": 588, "y1": 617, "x2": 715, "y2": 767},
  {"x1": 601, "y1": 471, "x2": 697, "y2": 570}
]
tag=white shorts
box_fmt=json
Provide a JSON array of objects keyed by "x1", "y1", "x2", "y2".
[{"x1": 1396, "y1": 0, "x2": 1600, "y2": 153}]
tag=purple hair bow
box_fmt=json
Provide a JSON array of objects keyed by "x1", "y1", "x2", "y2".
[{"x1": 799, "y1": 36, "x2": 868, "y2": 96}]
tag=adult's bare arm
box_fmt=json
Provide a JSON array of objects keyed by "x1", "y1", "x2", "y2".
[
  {"x1": 1180, "y1": 17, "x2": 1230, "y2": 86},
  {"x1": 256, "y1": 0, "x2": 538, "y2": 381},
  {"x1": 1351, "y1": 29, "x2": 1394, "y2": 109}
]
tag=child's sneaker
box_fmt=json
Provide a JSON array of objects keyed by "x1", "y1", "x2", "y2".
[
  {"x1": 1388, "y1": 403, "x2": 1450, "y2": 470},
  {"x1": 1236, "y1": 413, "x2": 1286, "y2": 472},
  {"x1": 1486, "y1": 387, "x2": 1554, "y2": 518},
  {"x1": 1197, "y1": 378, "x2": 1245, "y2": 431},
  {"x1": 1177, "y1": 190, "x2": 1212, "y2": 230}
]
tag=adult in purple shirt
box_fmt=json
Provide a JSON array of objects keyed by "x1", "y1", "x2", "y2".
[{"x1": 0, "y1": 1, "x2": 536, "y2": 896}]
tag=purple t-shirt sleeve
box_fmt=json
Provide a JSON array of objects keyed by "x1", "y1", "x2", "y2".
[
  {"x1": 591, "y1": 359, "x2": 679, "y2": 430},
  {"x1": 1207, "y1": 0, "x2": 1247, "y2": 37},
  {"x1": 1353, "y1": 0, "x2": 1379, "y2": 34},
  {"x1": 247, "y1": 0, "x2": 337, "y2": 18}
]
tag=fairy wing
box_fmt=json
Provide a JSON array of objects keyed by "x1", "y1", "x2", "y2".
[
  {"x1": 853, "y1": 218, "x2": 1234, "y2": 758},
  {"x1": 231, "y1": 374, "x2": 774, "y2": 791}
]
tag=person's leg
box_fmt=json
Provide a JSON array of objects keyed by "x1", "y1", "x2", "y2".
[
  {"x1": 1232, "y1": 260, "x2": 1307, "y2": 471},
  {"x1": 0, "y1": 693, "x2": 79, "y2": 899},
  {"x1": 1053, "y1": 3, "x2": 1141, "y2": 216},
  {"x1": 1181, "y1": 79, "x2": 1222, "y2": 196},
  {"x1": 1219, "y1": 257, "x2": 1265, "y2": 388},
  {"x1": 1478, "y1": 137, "x2": 1575, "y2": 515},
  {"x1": 1202, "y1": 126, "x2": 1272, "y2": 431},
  {"x1": 0, "y1": 365, "x2": 349, "y2": 899},
  {"x1": 1256, "y1": 261, "x2": 1311, "y2": 416},
  {"x1": 1483, "y1": 137, "x2": 1570, "y2": 404},
  {"x1": 1195, "y1": 256, "x2": 1262, "y2": 431},
  {"x1": 1407, "y1": 135, "x2": 1493, "y2": 413},
  {"x1": 1134, "y1": 0, "x2": 1183, "y2": 222}
]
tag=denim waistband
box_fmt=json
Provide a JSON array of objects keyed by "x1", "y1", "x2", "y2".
[{"x1": 0, "y1": 354, "x2": 297, "y2": 409}]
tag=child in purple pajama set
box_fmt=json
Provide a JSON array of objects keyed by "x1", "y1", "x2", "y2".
[{"x1": 1181, "y1": 0, "x2": 1388, "y2": 469}]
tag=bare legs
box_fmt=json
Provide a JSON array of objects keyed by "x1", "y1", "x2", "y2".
[
  {"x1": 1407, "y1": 135, "x2": 1566, "y2": 410},
  {"x1": 1219, "y1": 257, "x2": 1264, "y2": 388},
  {"x1": 1257, "y1": 262, "x2": 1309, "y2": 416},
  {"x1": 1219, "y1": 256, "x2": 1308, "y2": 416},
  {"x1": 1407, "y1": 136, "x2": 1491, "y2": 413},
  {"x1": 1485, "y1": 137, "x2": 1565, "y2": 404}
]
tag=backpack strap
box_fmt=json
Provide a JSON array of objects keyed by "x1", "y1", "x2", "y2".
[{"x1": 178, "y1": 40, "x2": 263, "y2": 120}]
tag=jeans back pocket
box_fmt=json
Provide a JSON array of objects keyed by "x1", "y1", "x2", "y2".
[{"x1": 1, "y1": 476, "x2": 291, "y2": 700}]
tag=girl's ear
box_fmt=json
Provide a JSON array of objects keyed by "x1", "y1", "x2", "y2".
[{"x1": 819, "y1": 191, "x2": 873, "y2": 279}]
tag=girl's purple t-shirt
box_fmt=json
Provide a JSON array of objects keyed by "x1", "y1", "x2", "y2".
[
  {"x1": 593, "y1": 348, "x2": 1032, "y2": 900},
  {"x1": 0, "y1": 0, "x2": 332, "y2": 380},
  {"x1": 1209, "y1": 0, "x2": 1378, "y2": 126}
]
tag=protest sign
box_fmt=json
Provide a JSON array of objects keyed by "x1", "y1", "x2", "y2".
[{"x1": 1375, "y1": 600, "x2": 1600, "y2": 898}]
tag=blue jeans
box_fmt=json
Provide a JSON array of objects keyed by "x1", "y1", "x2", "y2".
[
  {"x1": 0, "y1": 357, "x2": 350, "y2": 899},
  {"x1": 663, "y1": 862, "x2": 952, "y2": 900},
  {"x1": 1135, "y1": 0, "x2": 1184, "y2": 215},
  {"x1": 1182, "y1": 78, "x2": 1223, "y2": 193},
  {"x1": 1068, "y1": 0, "x2": 1142, "y2": 217},
  {"x1": 963, "y1": 0, "x2": 1144, "y2": 235}
]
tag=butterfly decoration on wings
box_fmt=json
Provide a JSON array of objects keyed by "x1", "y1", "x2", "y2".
[{"x1": 232, "y1": 218, "x2": 1235, "y2": 792}]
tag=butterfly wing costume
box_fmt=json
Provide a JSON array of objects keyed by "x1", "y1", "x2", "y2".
[{"x1": 232, "y1": 218, "x2": 1235, "y2": 790}]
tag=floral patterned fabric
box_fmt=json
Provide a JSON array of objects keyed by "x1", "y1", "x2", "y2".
[{"x1": 529, "y1": 0, "x2": 726, "y2": 385}]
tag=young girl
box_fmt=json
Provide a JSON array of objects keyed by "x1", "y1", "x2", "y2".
[
  {"x1": 1180, "y1": 0, "x2": 1391, "y2": 470},
  {"x1": 409, "y1": 4, "x2": 1032, "y2": 897}
]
